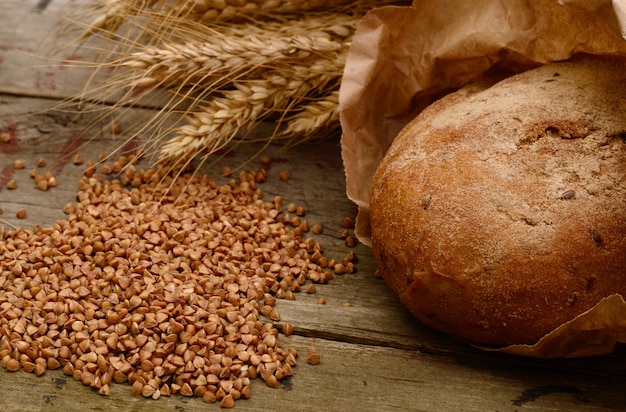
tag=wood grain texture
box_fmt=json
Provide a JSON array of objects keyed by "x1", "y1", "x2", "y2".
[
  {"x1": 3, "y1": 334, "x2": 626, "y2": 412},
  {"x1": 1, "y1": 0, "x2": 88, "y2": 98},
  {"x1": 1, "y1": 1, "x2": 626, "y2": 411}
]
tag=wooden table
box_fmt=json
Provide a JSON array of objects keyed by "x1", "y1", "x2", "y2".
[{"x1": 1, "y1": 1, "x2": 625, "y2": 411}]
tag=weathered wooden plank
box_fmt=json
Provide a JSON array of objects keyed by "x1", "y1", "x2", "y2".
[
  {"x1": 0, "y1": 0, "x2": 194, "y2": 109},
  {"x1": 1, "y1": 334, "x2": 626, "y2": 412},
  {"x1": 0, "y1": 0, "x2": 88, "y2": 98}
]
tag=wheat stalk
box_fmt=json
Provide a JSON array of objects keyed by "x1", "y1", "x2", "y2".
[
  {"x1": 281, "y1": 91, "x2": 340, "y2": 141},
  {"x1": 158, "y1": 48, "x2": 346, "y2": 162},
  {"x1": 82, "y1": 0, "x2": 161, "y2": 37},
  {"x1": 91, "y1": 13, "x2": 352, "y2": 163},
  {"x1": 82, "y1": 0, "x2": 409, "y2": 35},
  {"x1": 57, "y1": 1, "x2": 409, "y2": 168},
  {"x1": 123, "y1": 24, "x2": 350, "y2": 91},
  {"x1": 181, "y1": 0, "x2": 406, "y2": 23}
]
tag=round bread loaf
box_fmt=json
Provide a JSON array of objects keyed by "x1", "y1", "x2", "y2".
[{"x1": 370, "y1": 55, "x2": 626, "y2": 347}]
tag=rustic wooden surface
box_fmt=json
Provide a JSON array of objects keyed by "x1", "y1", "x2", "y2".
[{"x1": 2, "y1": 1, "x2": 626, "y2": 411}]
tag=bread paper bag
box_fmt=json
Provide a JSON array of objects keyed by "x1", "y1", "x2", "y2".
[{"x1": 339, "y1": 0, "x2": 626, "y2": 356}]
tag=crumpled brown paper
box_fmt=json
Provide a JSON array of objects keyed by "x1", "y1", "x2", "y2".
[
  {"x1": 487, "y1": 294, "x2": 626, "y2": 358},
  {"x1": 339, "y1": 0, "x2": 626, "y2": 357}
]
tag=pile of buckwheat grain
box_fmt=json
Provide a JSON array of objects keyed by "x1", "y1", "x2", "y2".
[{"x1": 0, "y1": 156, "x2": 353, "y2": 407}]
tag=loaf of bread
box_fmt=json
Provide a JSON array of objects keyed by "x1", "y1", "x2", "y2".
[{"x1": 370, "y1": 55, "x2": 626, "y2": 347}]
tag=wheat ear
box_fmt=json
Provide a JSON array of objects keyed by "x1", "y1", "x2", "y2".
[
  {"x1": 280, "y1": 91, "x2": 340, "y2": 142},
  {"x1": 123, "y1": 28, "x2": 347, "y2": 91},
  {"x1": 158, "y1": 48, "x2": 346, "y2": 162},
  {"x1": 177, "y1": 0, "x2": 411, "y2": 23},
  {"x1": 82, "y1": 0, "x2": 161, "y2": 38},
  {"x1": 81, "y1": 0, "x2": 410, "y2": 36}
]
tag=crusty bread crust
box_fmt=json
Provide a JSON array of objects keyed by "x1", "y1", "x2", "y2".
[{"x1": 370, "y1": 55, "x2": 626, "y2": 346}]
